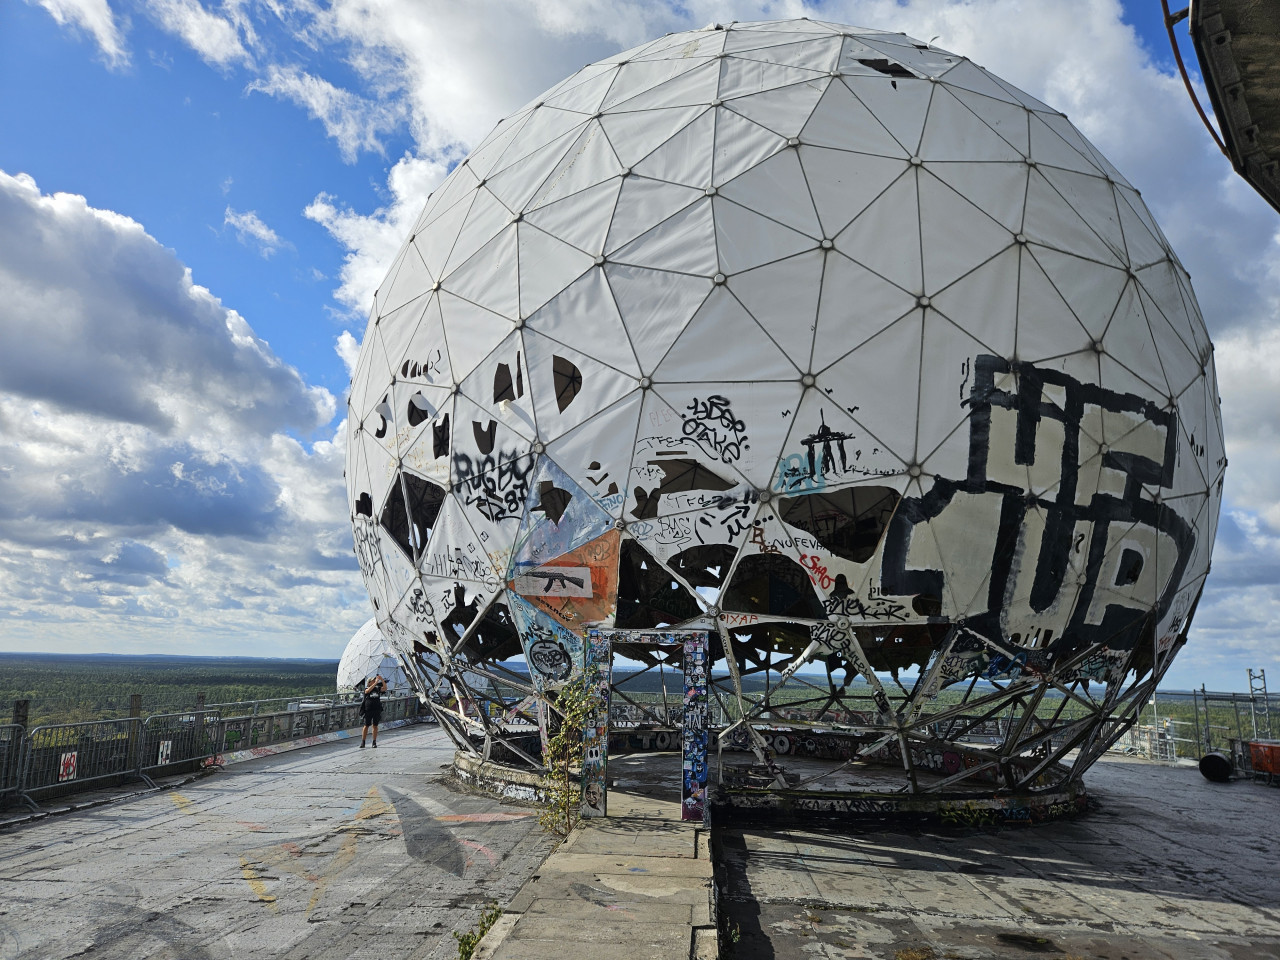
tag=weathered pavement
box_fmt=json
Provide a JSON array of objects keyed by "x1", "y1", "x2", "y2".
[
  {"x1": 719, "y1": 755, "x2": 1280, "y2": 959},
  {"x1": 0, "y1": 724, "x2": 554, "y2": 960},
  {"x1": 478, "y1": 755, "x2": 717, "y2": 960}
]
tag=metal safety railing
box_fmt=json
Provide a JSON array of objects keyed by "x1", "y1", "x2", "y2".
[
  {"x1": 21, "y1": 718, "x2": 143, "y2": 800},
  {"x1": 4, "y1": 696, "x2": 423, "y2": 810},
  {"x1": 0, "y1": 724, "x2": 26, "y2": 803},
  {"x1": 139, "y1": 712, "x2": 221, "y2": 776}
]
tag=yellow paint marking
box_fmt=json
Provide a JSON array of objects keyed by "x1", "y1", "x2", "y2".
[
  {"x1": 307, "y1": 831, "x2": 356, "y2": 917},
  {"x1": 436, "y1": 812, "x2": 532, "y2": 823},
  {"x1": 239, "y1": 855, "x2": 280, "y2": 913},
  {"x1": 170, "y1": 793, "x2": 195, "y2": 814},
  {"x1": 353, "y1": 785, "x2": 392, "y2": 821}
]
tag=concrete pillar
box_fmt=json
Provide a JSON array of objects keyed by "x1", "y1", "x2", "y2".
[
  {"x1": 195, "y1": 692, "x2": 206, "y2": 713},
  {"x1": 11, "y1": 699, "x2": 29, "y2": 731}
]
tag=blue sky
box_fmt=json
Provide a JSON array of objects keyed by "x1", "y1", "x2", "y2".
[{"x1": 1, "y1": 0, "x2": 1277, "y2": 692}]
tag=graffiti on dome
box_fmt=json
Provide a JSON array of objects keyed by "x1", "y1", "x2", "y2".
[
  {"x1": 680, "y1": 395, "x2": 749, "y2": 464},
  {"x1": 452, "y1": 451, "x2": 533, "y2": 522},
  {"x1": 342, "y1": 19, "x2": 1222, "y2": 806},
  {"x1": 879, "y1": 354, "x2": 1194, "y2": 659}
]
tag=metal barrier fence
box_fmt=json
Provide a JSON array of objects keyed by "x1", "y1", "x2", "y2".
[
  {"x1": 203, "y1": 691, "x2": 363, "y2": 718},
  {"x1": 21, "y1": 718, "x2": 143, "y2": 799},
  {"x1": 4, "y1": 696, "x2": 421, "y2": 809},
  {"x1": 1105, "y1": 689, "x2": 1280, "y2": 761},
  {"x1": 0, "y1": 724, "x2": 26, "y2": 802},
  {"x1": 140, "y1": 712, "x2": 221, "y2": 776},
  {"x1": 210, "y1": 695, "x2": 417, "y2": 755}
]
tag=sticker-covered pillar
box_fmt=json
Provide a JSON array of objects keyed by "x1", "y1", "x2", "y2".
[
  {"x1": 682, "y1": 632, "x2": 710, "y2": 823},
  {"x1": 580, "y1": 629, "x2": 612, "y2": 818}
]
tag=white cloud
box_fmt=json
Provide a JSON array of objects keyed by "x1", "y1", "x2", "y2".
[
  {"x1": 247, "y1": 65, "x2": 405, "y2": 162},
  {"x1": 224, "y1": 206, "x2": 286, "y2": 257},
  {"x1": 145, "y1": 0, "x2": 252, "y2": 68},
  {"x1": 285, "y1": 0, "x2": 1280, "y2": 687},
  {"x1": 0, "y1": 170, "x2": 364, "y2": 656},
  {"x1": 20, "y1": 0, "x2": 1280, "y2": 680},
  {"x1": 1214, "y1": 326, "x2": 1280, "y2": 529},
  {"x1": 335, "y1": 329, "x2": 360, "y2": 377},
  {"x1": 33, "y1": 0, "x2": 129, "y2": 68},
  {"x1": 304, "y1": 152, "x2": 448, "y2": 310}
]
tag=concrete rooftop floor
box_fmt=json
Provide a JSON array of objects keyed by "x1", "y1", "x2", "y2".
[{"x1": 718, "y1": 755, "x2": 1280, "y2": 959}]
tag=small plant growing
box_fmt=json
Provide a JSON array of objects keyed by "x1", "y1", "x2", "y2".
[
  {"x1": 538, "y1": 675, "x2": 596, "y2": 839},
  {"x1": 454, "y1": 900, "x2": 502, "y2": 960}
]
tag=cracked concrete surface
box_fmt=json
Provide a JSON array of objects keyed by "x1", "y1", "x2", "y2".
[
  {"x1": 0, "y1": 725, "x2": 554, "y2": 960},
  {"x1": 718, "y1": 756, "x2": 1280, "y2": 960}
]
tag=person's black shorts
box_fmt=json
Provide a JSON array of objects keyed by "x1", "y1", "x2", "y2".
[{"x1": 363, "y1": 700, "x2": 383, "y2": 725}]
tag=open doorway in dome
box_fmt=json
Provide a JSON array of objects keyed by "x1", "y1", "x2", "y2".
[
  {"x1": 615, "y1": 540, "x2": 704, "y2": 628},
  {"x1": 777, "y1": 486, "x2": 900, "y2": 564},
  {"x1": 380, "y1": 470, "x2": 446, "y2": 560},
  {"x1": 722, "y1": 553, "x2": 826, "y2": 619}
]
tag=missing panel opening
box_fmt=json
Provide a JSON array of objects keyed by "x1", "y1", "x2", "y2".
[
  {"x1": 615, "y1": 539, "x2": 703, "y2": 628},
  {"x1": 722, "y1": 553, "x2": 826, "y2": 619},
  {"x1": 778, "y1": 486, "x2": 900, "y2": 564},
  {"x1": 552, "y1": 355, "x2": 583, "y2": 412},
  {"x1": 380, "y1": 470, "x2": 446, "y2": 560}
]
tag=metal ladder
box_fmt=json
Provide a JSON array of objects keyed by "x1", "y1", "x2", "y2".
[{"x1": 1249, "y1": 669, "x2": 1272, "y2": 739}]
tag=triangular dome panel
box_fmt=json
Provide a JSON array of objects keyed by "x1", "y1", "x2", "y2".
[
  {"x1": 442, "y1": 227, "x2": 520, "y2": 319},
  {"x1": 719, "y1": 147, "x2": 822, "y2": 237},
  {"x1": 801, "y1": 78, "x2": 908, "y2": 157},
  {"x1": 817, "y1": 311, "x2": 924, "y2": 465},
  {"x1": 654, "y1": 286, "x2": 800, "y2": 383},
  {"x1": 600, "y1": 105, "x2": 707, "y2": 168},
  {"x1": 841, "y1": 74, "x2": 935, "y2": 155},
  {"x1": 812, "y1": 250, "x2": 919, "y2": 364},
  {"x1": 918, "y1": 86, "x2": 1024, "y2": 163},
  {"x1": 526, "y1": 267, "x2": 639, "y2": 375},
  {"x1": 605, "y1": 263, "x2": 712, "y2": 373},
  {"x1": 712, "y1": 108, "x2": 789, "y2": 186},
  {"x1": 522, "y1": 178, "x2": 620, "y2": 255},
  {"x1": 609, "y1": 198, "x2": 718, "y2": 275},
  {"x1": 523, "y1": 328, "x2": 640, "y2": 441},
  {"x1": 714, "y1": 196, "x2": 817, "y2": 274},
  {"x1": 800, "y1": 146, "x2": 908, "y2": 239},
  {"x1": 724, "y1": 77, "x2": 827, "y2": 138},
  {"x1": 438, "y1": 290, "x2": 517, "y2": 383},
  {"x1": 545, "y1": 389, "x2": 643, "y2": 518},
  {"x1": 517, "y1": 224, "x2": 596, "y2": 318},
  {"x1": 728, "y1": 251, "x2": 825, "y2": 369},
  {"x1": 832, "y1": 171, "x2": 922, "y2": 292}
]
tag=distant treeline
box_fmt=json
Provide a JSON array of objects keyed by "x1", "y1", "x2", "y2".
[{"x1": 0, "y1": 653, "x2": 340, "y2": 727}]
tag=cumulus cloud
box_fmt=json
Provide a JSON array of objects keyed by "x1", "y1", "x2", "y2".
[
  {"x1": 0, "y1": 173, "x2": 328, "y2": 434},
  {"x1": 0, "y1": 171, "x2": 359, "y2": 655},
  {"x1": 20, "y1": 0, "x2": 1280, "y2": 678},
  {"x1": 224, "y1": 206, "x2": 287, "y2": 257},
  {"x1": 287, "y1": 0, "x2": 1280, "y2": 685},
  {"x1": 304, "y1": 153, "x2": 448, "y2": 310},
  {"x1": 33, "y1": 0, "x2": 129, "y2": 68},
  {"x1": 247, "y1": 65, "x2": 405, "y2": 162},
  {"x1": 334, "y1": 329, "x2": 361, "y2": 377}
]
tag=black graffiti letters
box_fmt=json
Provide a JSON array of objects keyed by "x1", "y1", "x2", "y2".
[
  {"x1": 452, "y1": 452, "x2": 533, "y2": 522},
  {"x1": 880, "y1": 355, "x2": 1194, "y2": 658},
  {"x1": 680, "y1": 395, "x2": 748, "y2": 463}
]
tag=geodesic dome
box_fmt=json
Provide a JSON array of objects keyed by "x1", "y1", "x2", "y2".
[
  {"x1": 337, "y1": 618, "x2": 411, "y2": 696},
  {"x1": 346, "y1": 19, "x2": 1224, "y2": 805}
]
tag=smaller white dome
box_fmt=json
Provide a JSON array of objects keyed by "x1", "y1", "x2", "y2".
[{"x1": 337, "y1": 618, "x2": 411, "y2": 695}]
